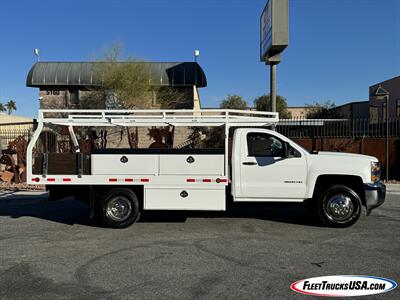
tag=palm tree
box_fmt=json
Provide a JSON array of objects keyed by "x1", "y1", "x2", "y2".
[
  {"x1": 5, "y1": 100, "x2": 16, "y2": 115},
  {"x1": 0, "y1": 103, "x2": 6, "y2": 113}
]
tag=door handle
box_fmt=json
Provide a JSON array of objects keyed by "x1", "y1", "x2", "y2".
[{"x1": 242, "y1": 162, "x2": 257, "y2": 166}]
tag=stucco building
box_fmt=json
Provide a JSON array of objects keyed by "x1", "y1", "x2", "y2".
[
  {"x1": 287, "y1": 106, "x2": 307, "y2": 118},
  {"x1": 369, "y1": 76, "x2": 400, "y2": 122},
  {"x1": 26, "y1": 61, "x2": 208, "y2": 148},
  {"x1": 26, "y1": 61, "x2": 207, "y2": 110},
  {"x1": 330, "y1": 101, "x2": 369, "y2": 119},
  {"x1": 0, "y1": 113, "x2": 34, "y2": 150}
]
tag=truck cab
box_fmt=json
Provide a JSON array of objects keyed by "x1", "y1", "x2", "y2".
[{"x1": 231, "y1": 128, "x2": 385, "y2": 227}]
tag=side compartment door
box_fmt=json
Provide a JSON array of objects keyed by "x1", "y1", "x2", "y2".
[{"x1": 238, "y1": 131, "x2": 307, "y2": 200}]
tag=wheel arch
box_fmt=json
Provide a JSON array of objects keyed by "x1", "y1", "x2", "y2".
[
  {"x1": 92, "y1": 185, "x2": 144, "y2": 209},
  {"x1": 311, "y1": 175, "x2": 365, "y2": 206}
]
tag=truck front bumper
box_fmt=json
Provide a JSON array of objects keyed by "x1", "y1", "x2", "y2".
[{"x1": 364, "y1": 181, "x2": 386, "y2": 216}]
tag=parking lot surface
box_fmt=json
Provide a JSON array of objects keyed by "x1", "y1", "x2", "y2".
[{"x1": 0, "y1": 194, "x2": 399, "y2": 299}]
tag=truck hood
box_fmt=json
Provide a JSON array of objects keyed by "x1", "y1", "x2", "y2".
[{"x1": 314, "y1": 151, "x2": 377, "y2": 161}]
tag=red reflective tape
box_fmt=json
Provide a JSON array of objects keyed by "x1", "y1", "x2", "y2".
[
  {"x1": 63, "y1": 178, "x2": 71, "y2": 182},
  {"x1": 202, "y1": 179, "x2": 212, "y2": 183},
  {"x1": 216, "y1": 178, "x2": 228, "y2": 183},
  {"x1": 125, "y1": 178, "x2": 134, "y2": 182},
  {"x1": 47, "y1": 178, "x2": 55, "y2": 182},
  {"x1": 109, "y1": 178, "x2": 118, "y2": 182},
  {"x1": 140, "y1": 178, "x2": 149, "y2": 182},
  {"x1": 32, "y1": 177, "x2": 40, "y2": 182},
  {"x1": 186, "y1": 178, "x2": 196, "y2": 182}
]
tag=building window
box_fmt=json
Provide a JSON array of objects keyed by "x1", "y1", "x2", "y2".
[
  {"x1": 369, "y1": 106, "x2": 378, "y2": 123},
  {"x1": 69, "y1": 90, "x2": 79, "y2": 105},
  {"x1": 397, "y1": 99, "x2": 400, "y2": 117}
]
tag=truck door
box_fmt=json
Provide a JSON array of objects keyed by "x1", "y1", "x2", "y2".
[{"x1": 238, "y1": 131, "x2": 307, "y2": 200}]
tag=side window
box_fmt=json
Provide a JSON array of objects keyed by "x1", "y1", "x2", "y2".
[
  {"x1": 247, "y1": 133, "x2": 284, "y2": 157},
  {"x1": 287, "y1": 144, "x2": 301, "y2": 158}
]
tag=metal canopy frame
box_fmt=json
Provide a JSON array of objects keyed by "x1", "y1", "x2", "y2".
[
  {"x1": 37, "y1": 109, "x2": 279, "y2": 127},
  {"x1": 27, "y1": 109, "x2": 279, "y2": 184}
]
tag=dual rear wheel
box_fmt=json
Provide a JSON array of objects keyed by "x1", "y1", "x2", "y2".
[{"x1": 97, "y1": 188, "x2": 141, "y2": 228}]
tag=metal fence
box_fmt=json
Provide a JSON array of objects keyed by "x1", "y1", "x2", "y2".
[
  {"x1": 277, "y1": 118, "x2": 400, "y2": 139},
  {"x1": 1, "y1": 118, "x2": 400, "y2": 151},
  {"x1": 0, "y1": 122, "x2": 36, "y2": 150}
]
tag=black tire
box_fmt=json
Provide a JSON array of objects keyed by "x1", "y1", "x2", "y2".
[
  {"x1": 316, "y1": 185, "x2": 361, "y2": 228},
  {"x1": 98, "y1": 188, "x2": 141, "y2": 228}
]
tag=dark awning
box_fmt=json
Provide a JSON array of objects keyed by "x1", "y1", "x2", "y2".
[{"x1": 26, "y1": 62, "x2": 207, "y2": 88}]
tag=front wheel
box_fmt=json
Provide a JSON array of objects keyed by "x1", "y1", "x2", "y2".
[
  {"x1": 98, "y1": 188, "x2": 141, "y2": 228},
  {"x1": 317, "y1": 185, "x2": 362, "y2": 228}
]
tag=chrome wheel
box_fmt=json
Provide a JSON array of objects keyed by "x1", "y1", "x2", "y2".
[
  {"x1": 326, "y1": 194, "x2": 354, "y2": 221},
  {"x1": 318, "y1": 185, "x2": 361, "y2": 228},
  {"x1": 105, "y1": 196, "x2": 132, "y2": 222}
]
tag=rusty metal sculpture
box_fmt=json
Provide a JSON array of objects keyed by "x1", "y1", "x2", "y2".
[
  {"x1": 0, "y1": 136, "x2": 28, "y2": 184},
  {"x1": 0, "y1": 154, "x2": 19, "y2": 184}
]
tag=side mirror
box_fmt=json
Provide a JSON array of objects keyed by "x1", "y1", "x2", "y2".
[{"x1": 283, "y1": 142, "x2": 289, "y2": 158}]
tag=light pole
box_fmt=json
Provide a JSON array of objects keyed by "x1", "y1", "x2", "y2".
[
  {"x1": 194, "y1": 50, "x2": 200, "y2": 63},
  {"x1": 194, "y1": 50, "x2": 200, "y2": 86},
  {"x1": 34, "y1": 48, "x2": 40, "y2": 62},
  {"x1": 373, "y1": 85, "x2": 390, "y2": 180}
]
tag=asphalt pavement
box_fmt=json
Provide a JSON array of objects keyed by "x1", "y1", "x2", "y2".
[{"x1": 0, "y1": 193, "x2": 399, "y2": 299}]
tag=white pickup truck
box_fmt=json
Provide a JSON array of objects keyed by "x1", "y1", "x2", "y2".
[{"x1": 27, "y1": 109, "x2": 385, "y2": 228}]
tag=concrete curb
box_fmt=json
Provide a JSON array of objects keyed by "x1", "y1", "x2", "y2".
[
  {"x1": 386, "y1": 184, "x2": 400, "y2": 194},
  {"x1": 0, "y1": 191, "x2": 49, "y2": 207}
]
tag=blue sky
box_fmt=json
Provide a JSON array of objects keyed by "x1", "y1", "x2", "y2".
[{"x1": 0, "y1": 0, "x2": 399, "y2": 117}]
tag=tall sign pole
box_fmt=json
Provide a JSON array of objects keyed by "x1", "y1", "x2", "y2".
[
  {"x1": 260, "y1": 0, "x2": 288, "y2": 113},
  {"x1": 270, "y1": 63, "x2": 276, "y2": 112}
]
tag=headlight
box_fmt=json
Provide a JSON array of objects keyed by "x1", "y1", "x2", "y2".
[{"x1": 371, "y1": 162, "x2": 381, "y2": 182}]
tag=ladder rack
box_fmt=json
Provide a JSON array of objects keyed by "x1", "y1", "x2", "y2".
[
  {"x1": 27, "y1": 109, "x2": 279, "y2": 183},
  {"x1": 38, "y1": 109, "x2": 279, "y2": 127}
]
